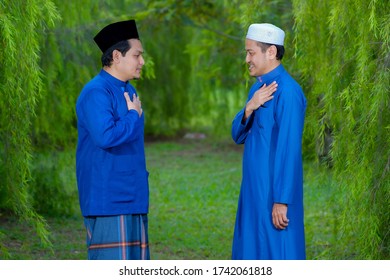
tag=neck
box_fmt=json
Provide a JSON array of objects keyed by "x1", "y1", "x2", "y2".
[
  {"x1": 103, "y1": 66, "x2": 127, "y2": 82},
  {"x1": 263, "y1": 61, "x2": 281, "y2": 75}
]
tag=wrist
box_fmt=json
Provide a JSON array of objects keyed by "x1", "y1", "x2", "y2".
[{"x1": 244, "y1": 106, "x2": 253, "y2": 117}]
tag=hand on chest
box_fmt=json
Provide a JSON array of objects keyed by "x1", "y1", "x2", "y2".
[{"x1": 254, "y1": 98, "x2": 275, "y2": 130}]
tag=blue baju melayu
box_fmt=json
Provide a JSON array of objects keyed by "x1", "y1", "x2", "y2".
[
  {"x1": 76, "y1": 69, "x2": 149, "y2": 259},
  {"x1": 231, "y1": 64, "x2": 307, "y2": 260}
]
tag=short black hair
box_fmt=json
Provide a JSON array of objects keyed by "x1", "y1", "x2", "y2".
[
  {"x1": 101, "y1": 40, "x2": 132, "y2": 67},
  {"x1": 257, "y1": 42, "x2": 285, "y2": 60}
]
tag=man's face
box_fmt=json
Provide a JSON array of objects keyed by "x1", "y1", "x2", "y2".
[
  {"x1": 245, "y1": 39, "x2": 269, "y2": 77},
  {"x1": 118, "y1": 39, "x2": 145, "y2": 80}
]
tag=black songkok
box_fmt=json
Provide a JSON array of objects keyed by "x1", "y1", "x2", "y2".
[{"x1": 94, "y1": 20, "x2": 139, "y2": 53}]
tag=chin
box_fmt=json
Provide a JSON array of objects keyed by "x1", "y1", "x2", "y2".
[
  {"x1": 248, "y1": 69, "x2": 256, "y2": 76},
  {"x1": 129, "y1": 75, "x2": 140, "y2": 80}
]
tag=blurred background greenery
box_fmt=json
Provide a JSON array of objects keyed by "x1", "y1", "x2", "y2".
[{"x1": 0, "y1": 0, "x2": 388, "y2": 259}]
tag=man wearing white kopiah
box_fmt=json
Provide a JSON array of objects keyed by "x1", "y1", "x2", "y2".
[{"x1": 231, "y1": 23, "x2": 307, "y2": 259}]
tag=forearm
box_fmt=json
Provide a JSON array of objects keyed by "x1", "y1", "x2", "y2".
[
  {"x1": 232, "y1": 108, "x2": 251, "y2": 144},
  {"x1": 243, "y1": 105, "x2": 254, "y2": 123}
]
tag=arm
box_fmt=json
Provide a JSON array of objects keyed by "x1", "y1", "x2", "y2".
[
  {"x1": 243, "y1": 82, "x2": 277, "y2": 121},
  {"x1": 231, "y1": 108, "x2": 251, "y2": 144},
  {"x1": 124, "y1": 91, "x2": 143, "y2": 116},
  {"x1": 272, "y1": 87, "x2": 306, "y2": 229},
  {"x1": 80, "y1": 88, "x2": 143, "y2": 149},
  {"x1": 272, "y1": 203, "x2": 289, "y2": 230},
  {"x1": 232, "y1": 82, "x2": 278, "y2": 144}
]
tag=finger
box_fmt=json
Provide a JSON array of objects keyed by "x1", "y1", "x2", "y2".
[
  {"x1": 280, "y1": 216, "x2": 289, "y2": 227},
  {"x1": 267, "y1": 88, "x2": 277, "y2": 96},
  {"x1": 275, "y1": 221, "x2": 285, "y2": 230},
  {"x1": 276, "y1": 221, "x2": 287, "y2": 230},
  {"x1": 273, "y1": 214, "x2": 288, "y2": 229},
  {"x1": 268, "y1": 84, "x2": 278, "y2": 92},
  {"x1": 255, "y1": 84, "x2": 267, "y2": 94},
  {"x1": 124, "y1": 92, "x2": 131, "y2": 103},
  {"x1": 280, "y1": 218, "x2": 288, "y2": 227},
  {"x1": 272, "y1": 215, "x2": 277, "y2": 228},
  {"x1": 272, "y1": 213, "x2": 281, "y2": 228},
  {"x1": 267, "y1": 82, "x2": 278, "y2": 89}
]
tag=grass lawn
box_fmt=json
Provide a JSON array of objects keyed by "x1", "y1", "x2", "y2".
[{"x1": 0, "y1": 139, "x2": 335, "y2": 260}]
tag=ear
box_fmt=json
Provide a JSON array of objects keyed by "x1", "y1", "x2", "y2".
[
  {"x1": 112, "y1": 49, "x2": 122, "y2": 63},
  {"x1": 267, "y1": 45, "x2": 277, "y2": 60}
]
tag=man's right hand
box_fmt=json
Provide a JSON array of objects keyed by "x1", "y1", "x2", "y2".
[
  {"x1": 124, "y1": 92, "x2": 143, "y2": 117},
  {"x1": 244, "y1": 81, "x2": 278, "y2": 120}
]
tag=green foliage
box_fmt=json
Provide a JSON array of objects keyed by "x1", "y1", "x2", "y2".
[
  {"x1": 34, "y1": 0, "x2": 159, "y2": 148},
  {"x1": 30, "y1": 150, "x2": 78, "y2": 217},
  {"x1": 1, "y1": 0, "x2": 388, "y2": 260},
  {"x1": 0, "y1": 231, "x2": 11, "y2": 259},
  {"x1": 146, "y1": 140, "x2": 240, "y2": 259},
  {"x1": 33, "y1": 0, "x2": 295, "y2": 144},
  {"x1": 0, "y1": 215, "x2": 85, "y2": 259},
  {"x1": 0, "y1": 140, "x2": 338, "y2": 260},
  {"x1": 0, "y1": 0, "x2": 60, "y2": 252},
  {"x1": 292, "y1": 0, "x2": 389, "y2": 259},
  {"x1": 34, "y1": 0, "x2": 100, "y2": 148}
]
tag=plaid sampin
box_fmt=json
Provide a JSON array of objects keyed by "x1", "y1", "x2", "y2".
[{"x1": 84, "y1": 214, "x2": 150, "y2": 260}]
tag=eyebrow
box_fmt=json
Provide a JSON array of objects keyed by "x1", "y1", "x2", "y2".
[{"x1": 134, "y1": 49, "x2": 144, "y2": 54}]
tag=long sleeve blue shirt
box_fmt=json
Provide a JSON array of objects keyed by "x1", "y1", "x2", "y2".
[
  {"x1": 231, "y1": 64, "x2": 307, "y2": 259},
  {"x1": 76, "y1": 70, "x2": 149, "y2": 216}
]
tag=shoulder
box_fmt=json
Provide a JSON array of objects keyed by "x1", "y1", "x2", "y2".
[
  {"x1": 276, "y1": 73, "x2": 305, "y2": 102},
  {"x1": 81, "y1": 74, "x2": 109, "y2": 93},
  {"x1": 77, "y1": 75, "x2": 112, "y2": 107}
]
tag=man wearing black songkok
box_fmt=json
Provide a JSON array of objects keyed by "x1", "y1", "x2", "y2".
[{"x1": 76, "y1": 20, "x2": 150, "y2": 260}]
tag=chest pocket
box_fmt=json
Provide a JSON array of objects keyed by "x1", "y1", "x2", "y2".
[{"x1": 254, "y1": 99, "x2": 275, "y2": 131}]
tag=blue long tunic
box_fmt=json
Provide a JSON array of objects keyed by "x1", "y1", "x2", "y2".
[
  {"x1": 231, "y1": 64, "x2": 307, "y2": 260},
  {"x1": 76, "y1": 70, "x2": 149, "y2": 217}
]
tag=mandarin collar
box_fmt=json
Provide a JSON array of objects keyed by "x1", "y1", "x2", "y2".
[
  {"x1": 99, "y1": 69, "x2": 128, "y2": 88},
  {"x1": 256, "y1": 64, "x2": 285, "y2": 84}
]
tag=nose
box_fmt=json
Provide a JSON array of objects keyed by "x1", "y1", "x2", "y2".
[
  {"x1": 139, "y1": 55, "x2": 145, "y2": 66},
  {"x1": 245, "y1": 53, "x2": 250, "y2": 64}
]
